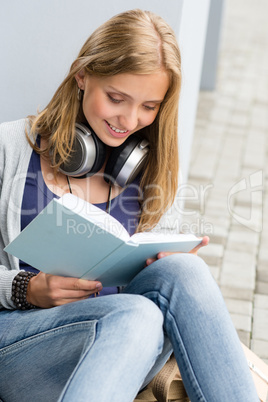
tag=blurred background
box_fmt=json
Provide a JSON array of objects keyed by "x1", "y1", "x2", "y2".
[
  {"x1": 0, "y1": 0, "x2": 267, "y2": 361},
  {"x1": 184, "y1": 0, "x2": 268, "y2": 363}
]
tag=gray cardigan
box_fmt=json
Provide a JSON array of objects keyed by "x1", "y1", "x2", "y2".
[
  {"x1": 0, "y1": 119, "x2": 175, "y2": 309},
  {"x1": 0, "y1": 119, "x2": 34, "y2": 309}
]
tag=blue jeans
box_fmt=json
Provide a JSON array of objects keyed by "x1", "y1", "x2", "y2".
[{"x1": 0, "y1": 254, "x2": 259, "y2": 401}]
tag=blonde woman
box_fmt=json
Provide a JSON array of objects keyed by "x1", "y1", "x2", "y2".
[{"x1": 0, "y1": 9, "x2": 258, "y2": 402}]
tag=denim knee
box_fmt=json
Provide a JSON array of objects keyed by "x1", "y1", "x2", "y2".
[
  {"x1": 110, "y1": 295, "x2": 164, "y2": 343},
  {"x1": 125, "y1": 253, "x2": 220, "y2": 310},
  {"x1": 143, "y1": 253, "x2": 211, "y2": 287},
  {"x1": 93, "y1": 295, "x2": 165, "y2": 366},
  {"x1": 159, "y1": 253, "x2": 210, "y2": 280}
]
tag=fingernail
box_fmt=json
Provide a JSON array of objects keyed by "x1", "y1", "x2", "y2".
[{"x1": 96, "y1": 282, "x2": 102, "y2": 289}]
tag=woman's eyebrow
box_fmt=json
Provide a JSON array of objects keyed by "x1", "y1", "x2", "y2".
[{"x1": 107, "y1": 86, "x2": 164, "y2": 103}]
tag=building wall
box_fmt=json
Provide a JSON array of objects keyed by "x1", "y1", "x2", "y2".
[{"x1": 0, "y1": 0, "x2": 210, "y2": 182}]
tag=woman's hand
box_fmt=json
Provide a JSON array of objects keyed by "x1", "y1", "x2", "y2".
[
  {"x1": 26, "y1": 272, "x2": 103, "y2": 308},
  {"x1": 145, "y1": 236, "x2": 210, "y2": 266}
]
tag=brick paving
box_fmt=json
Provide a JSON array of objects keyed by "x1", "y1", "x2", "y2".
[{"x1": 182, "y1": 0, "x2": 268, "y2": 363}]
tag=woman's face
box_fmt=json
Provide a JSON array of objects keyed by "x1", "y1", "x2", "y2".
[{"x1": 75, "y1": 70, "x2": 169, "y2": 147}]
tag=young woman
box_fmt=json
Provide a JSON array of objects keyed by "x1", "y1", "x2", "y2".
[{"x1": 0, "y1": 9, "x2": 259, "y2": 402}]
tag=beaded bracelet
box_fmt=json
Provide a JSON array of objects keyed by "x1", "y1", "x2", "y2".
[{"x1": 11, "y1": 271, "x2": 37, "y2": 310}]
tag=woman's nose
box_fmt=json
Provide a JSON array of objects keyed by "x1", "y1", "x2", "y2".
[{"x1": 119, "y1": 107, "x2": 139, "y2": 131}]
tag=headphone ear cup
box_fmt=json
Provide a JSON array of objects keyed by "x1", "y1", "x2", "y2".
[
  {"x1": 104, "y1": 135, "x2": 149, "y2": 187},
  {"x1": 59, "y1": 123, "x2": 106, "y2": 178}
]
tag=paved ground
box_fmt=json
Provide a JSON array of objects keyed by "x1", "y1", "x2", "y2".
[{"x1": 181, "y1": 0, "x2": 268, "y2": 363}]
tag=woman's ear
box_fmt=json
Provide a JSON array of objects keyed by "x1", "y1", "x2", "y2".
[{"x1": 75, "y1": 69, "x2": 86, "y2": 90}]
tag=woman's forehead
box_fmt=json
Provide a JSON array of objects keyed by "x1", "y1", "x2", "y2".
[{"x1": 87, "y1": 71, "x2": 170, "y2": 101}]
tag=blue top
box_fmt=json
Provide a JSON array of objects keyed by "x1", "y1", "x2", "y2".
[{"x1": 20, "y1": 138, "x2": 141, "y2": 296}]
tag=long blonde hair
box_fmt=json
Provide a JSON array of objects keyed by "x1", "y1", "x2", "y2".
[{"x1": 27, "y1": 9, "x2": 181, "y2": 231}]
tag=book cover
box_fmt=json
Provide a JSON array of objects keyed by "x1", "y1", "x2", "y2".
[{"x1": 4, "y1": 194, "x2": 201, "y2": 286}]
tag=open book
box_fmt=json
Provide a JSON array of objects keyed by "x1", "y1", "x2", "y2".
[{"x1": 4, "y1": 194, "x2": 201, "y2": 286}]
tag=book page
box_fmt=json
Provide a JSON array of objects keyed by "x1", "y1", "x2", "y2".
[
  {"x1": 129, "y1": 232, "x2": 200, "y2": 244},
  {"x1": 56, "y1": 194, "x2": 130, "y2": 241}
]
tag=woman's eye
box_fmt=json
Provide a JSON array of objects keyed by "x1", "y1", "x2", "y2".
[
  {"x1": 107, "y1": 94, "x2": 123, "y2": 104},
  {"x1": 144, "y1": 105, "x2": 157, "y2": 111}
]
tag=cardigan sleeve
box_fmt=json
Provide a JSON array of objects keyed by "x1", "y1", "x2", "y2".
[
  {"x1": 0, "y1": 269, "x2": 18, "y2": 309},
  {"x1": 0, "y1": 119, "x2": 31, "y2": 309}
]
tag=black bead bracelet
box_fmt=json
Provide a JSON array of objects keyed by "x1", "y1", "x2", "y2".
[{"x1": 11, "y1": 271, "x2": 37, "y2": 310}]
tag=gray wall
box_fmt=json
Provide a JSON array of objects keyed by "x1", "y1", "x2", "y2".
[
  {"x1": 201, "y1": 0, "x2": 225, "y2": 90},
  {"x1": 0, "y1": 0, "x2": 210, "y2": 182},
  {"x1": 0, "y1": 0, "x2": 183, "y2": 122}
]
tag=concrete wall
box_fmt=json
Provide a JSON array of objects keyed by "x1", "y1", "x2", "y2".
[
  {"x1": 201, "y1": 0, "x2": 225, "y2": 90},
  {"x1": 178, "y1": 0, "x2": 210, "y2": 181},
  {"x1": 0, "y1": 0, "x2": 210, "y2": 182}
]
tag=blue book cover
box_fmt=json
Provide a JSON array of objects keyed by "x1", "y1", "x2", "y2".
[{"x1": 4, "y1": 194, "x2": 201, "y2": 286}]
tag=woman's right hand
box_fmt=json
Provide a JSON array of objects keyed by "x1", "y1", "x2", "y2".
[{"x1": 26, "y1": 272, "x2": 103, "y2": 308}]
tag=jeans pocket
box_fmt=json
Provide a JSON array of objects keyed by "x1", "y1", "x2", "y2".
[{"x1": 0, "y1": 320, "x2": 97, "y2": 402}]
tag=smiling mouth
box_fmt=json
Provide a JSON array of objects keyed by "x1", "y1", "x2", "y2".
[{"x1": 106, "y1": 121, "x2": 128, "y2": 134}]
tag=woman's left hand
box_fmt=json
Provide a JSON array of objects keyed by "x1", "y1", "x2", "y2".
[{"x1": 145, "y1": 236, "x2": 210, "y2": 266}]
